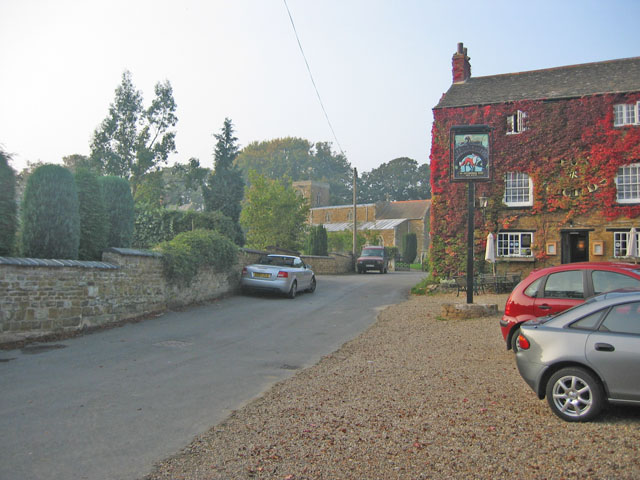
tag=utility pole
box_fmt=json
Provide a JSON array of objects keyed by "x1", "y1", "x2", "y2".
[{"x1": 352, "y1": 167, "x2": 358, "y2": 271}]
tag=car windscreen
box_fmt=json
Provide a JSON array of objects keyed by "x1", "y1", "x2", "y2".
[{"x1": 361, "y1": 249, "x2": 383, "y2": 257}]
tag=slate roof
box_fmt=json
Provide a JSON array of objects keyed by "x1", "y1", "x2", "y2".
[
  {"x1": 323, "y1": 219, "x2": 408, "y2": 232},
  {"x1": 435, "y1": 57, "x2": 640, "y2": 109},
  {"x1": 375, "y1": 200, "x2": 430, "y2": 220}
]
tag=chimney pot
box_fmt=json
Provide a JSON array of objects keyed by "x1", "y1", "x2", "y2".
[{"x1": 452, "y1": 43, "x2": 471, "y2": 83}]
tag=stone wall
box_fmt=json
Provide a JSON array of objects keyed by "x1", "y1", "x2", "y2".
[{"x1": 0, "y1": 248, "x2": 354, "y2": 342}]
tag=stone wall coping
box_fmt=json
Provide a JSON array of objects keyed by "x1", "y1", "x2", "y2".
[
  {"x1": 106, "y1": 247, "x2": 162, "y2": 257},
  {"x1": 0, "y1": 256, "x2": 118, "y2": 269}
]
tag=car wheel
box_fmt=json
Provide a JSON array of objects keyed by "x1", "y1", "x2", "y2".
[
  {"x1": 288, "y1": 280, "x2": 297, "y2": 299},
  {"x1": 307, "y1": 276, "x2": 316, "y2": 293},
  {"x1": 510, "y1": 327, "x2": 521, "y2": 352},
  {"x1": 545, "y1": 367, "x2": 604, "y2": 422}
]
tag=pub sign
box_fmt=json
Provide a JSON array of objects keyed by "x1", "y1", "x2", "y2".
[{"x1": 450, "y1": 125, "x2": 491, "y2": 182}]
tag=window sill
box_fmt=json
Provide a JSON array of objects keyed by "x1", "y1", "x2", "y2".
[{"x1": 497, "y1": 257, "x2": 535, "y2": 263}]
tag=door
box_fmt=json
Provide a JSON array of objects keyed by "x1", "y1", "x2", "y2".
[{"x1": 561, "y1": 231, "x2": 589, "y2": 264}]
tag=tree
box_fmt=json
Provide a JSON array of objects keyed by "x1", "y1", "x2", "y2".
[
  {"x1": 203, "y1": 118, "x2": 244, "y2": 222},
  {"x1": 21, "y1": 164, "x2": 80, "y2": 259},
  {"x1": 75, "y1": 168, "x2": 107, "y2": 260},
  {"x1": 99, "y1": 176, "x2": 135, "y2": 248},
  {"x1": 235, "y1": 137, "x2": 353, "y2": 204},
  {"x1": 240, "y1": 171, "x2": 309, "y2": 251},
  {"x1": 62, "y1": 154, "x2": 99, "y2": 173},
  {"x1": 306, "y1": 224, "x2": 328, "y2": 256},
  {"x1": 90, "y1": 71, "x2": 178, "y2": 194},
  {"x1": 401, "y1": 232, "x2": 417, "y2": 263},
  {"x1": 359, "y1": 157, "x2": 430, "y2": 203},
  {"x1": 0, "y1": 149, "x2": 17, "y2": 256}
]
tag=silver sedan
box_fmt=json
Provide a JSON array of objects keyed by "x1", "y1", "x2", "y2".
[
  {"x1": 241, "y1": 254, "x2": 316, "y2": 298},
  {"x1": 515, "y1": 289, "x2": 640, "y2": 422}
]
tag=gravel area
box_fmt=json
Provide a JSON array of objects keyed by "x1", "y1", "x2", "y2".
[{"x1": 145, "y1": 292, "x2": 640, "y2": 480}]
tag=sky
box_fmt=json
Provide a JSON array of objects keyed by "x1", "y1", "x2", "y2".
[{"x1": 1, "y1": 0, "x2": 639, "y2": 175}]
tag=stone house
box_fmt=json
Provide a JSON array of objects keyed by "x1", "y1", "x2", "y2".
[{"x1": 430, "y1": 43, "x2": 640, "y2": 279}]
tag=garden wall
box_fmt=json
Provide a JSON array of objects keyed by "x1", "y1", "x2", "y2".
[{"x1": 0, "y1": 248, "x2": 353, "y2": 343}]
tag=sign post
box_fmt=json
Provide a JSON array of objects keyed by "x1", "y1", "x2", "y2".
[{"x1": 450, "y1": 125, "x2": 492, "y2": 304}]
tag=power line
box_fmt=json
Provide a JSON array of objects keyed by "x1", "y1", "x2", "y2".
[{"x1": 283, "y1": 0, "x2": 345, "y2": 156}]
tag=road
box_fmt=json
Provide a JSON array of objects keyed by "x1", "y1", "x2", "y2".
[{"x1": 0, "y1": 271, "x2": 425, "y2": 480}]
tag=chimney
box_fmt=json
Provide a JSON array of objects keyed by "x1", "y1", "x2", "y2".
[{"x1": 452, "y1": 42, "x2": 471, "y2": 83}]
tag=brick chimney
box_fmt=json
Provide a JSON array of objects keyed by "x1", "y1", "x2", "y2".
[{"x1": 452, "y1": 42, "x2": 471, "y2": 83}]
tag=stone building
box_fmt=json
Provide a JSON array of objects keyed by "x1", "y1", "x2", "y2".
[{"x1": 429, "y1": 43, "x2": 640, "y2": 278}]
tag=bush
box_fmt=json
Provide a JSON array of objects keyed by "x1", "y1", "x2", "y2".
[
  {"x1": 100, "y1": 176, "x2": 134, "y2": 248},
  {"x1": 75, "y1": 168, "x2": 107, "y2": 260},
  {"x1": 306, "y1": 224, "x2": 328, "y2": 256},
  {"x1": 402, "y1": 233, "x2": 417, "y2": 263},
  {"x1": 0, "y1": 150, "x2": 17, "y2": 256},
  {"x1": 156, "y1": 229, "x2": 238, "y2": 285},
  {"x1": 21, "y1": 164, "x2": 80, "y2": 259},
  {"x1": 133, "y1": 208, "x2": 244, "y2": 249}
]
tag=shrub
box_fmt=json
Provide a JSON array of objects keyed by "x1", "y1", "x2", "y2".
[
  {"x1": 306, "y1": 224, "x2": 328, "y2": 256},
  {"x1": 21, "y1": 164, "x2": 80, "y2": 259},
  {"x1": 156, "y1": 229, "x2": 238, "y2": 285},
  {"x1": 0, "y1": 150, "x2": 17, "y2": 255},
  {"x1": 133, "y1": 208, "x2": 244, "y2": 249},
  {"x1": 402, "y1": 233, "x2": 417, "y2": 263},
  {"x1": 100, "y1": 176, "x2": 134, "y2": 248},
  {"x1": 75, "y1": 168, "x2": 107, "y2": 260}
]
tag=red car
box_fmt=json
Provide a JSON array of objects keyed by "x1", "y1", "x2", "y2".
[{"x1": 500, "y1": 262, "x2": 640, "y2": 351}]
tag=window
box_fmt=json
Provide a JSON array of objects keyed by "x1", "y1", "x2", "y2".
[
  {"x1": 613, "y1": 230, "x2": 640, "y2": 257},
  {"x1": 543, "y1": 271, "x2": 584, "y2": 299},
  {"x1": 601, "y1": 301, "x2": 640, "y2": 334},
  {"x1": 504, "y1": 172, "x2": 533, "y2": 207},
  {"x1": 570, "y1": 310, "x2": 606, "y2": 330},
  {"x1": 616, "y1": 164, "x2": 640, "y2": 203},
  {"x1": 592, "y1": 270, "x2": 640, "y2": 295},
  {"x1": 497, "y1": 232, "x2": 533, "y2": 257},
  {"x1": 325, "y1": 211, "x2": 332, "y2": 222},
  {"x1": 507, "y1": 110, "x2": 527, "y2": 134},
  {"x1": 613, "y1": 103, "x2": 639, "y2": 127}
]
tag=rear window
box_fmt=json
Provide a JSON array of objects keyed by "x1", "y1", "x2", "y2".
[
  {"x1": 592, "y1": 270, "x2": 640, "y2": 295},
  {"x1": 543, "y1": 270, "x2": 584, "y2": 299}
]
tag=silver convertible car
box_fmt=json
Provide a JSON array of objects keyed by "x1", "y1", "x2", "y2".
[
  {"x1": 241, "y1": 254, "x2": 316, "y2": 298},
  {"x1": 515, "y1": 289, "x2": 640, "y2": 422}
]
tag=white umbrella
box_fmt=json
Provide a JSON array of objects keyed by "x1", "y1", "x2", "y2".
[
  {"x1": 628, "y1": 227, "x2": 638, "y2": 259},
  {"x1": 485, "y1": 232, "x2": 496, "y2": 274}
]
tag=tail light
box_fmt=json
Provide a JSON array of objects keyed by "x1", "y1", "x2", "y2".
[
  {"x1": 504, "y1": 295, "x2": 515, "y2": 316},
  {"x1": 517, "y1": 334, "x2": 530, "y2": 350},
  {"x1": 241, "y1": 267, "x2": 248, "y2": 276},
  {"x1": 277, "y1": 271, "x2": 288, "y2": 278}
]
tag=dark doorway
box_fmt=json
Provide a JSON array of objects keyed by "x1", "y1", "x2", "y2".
[{"x1": 561, "y1": 231, "x2": 589, "y2": 264}]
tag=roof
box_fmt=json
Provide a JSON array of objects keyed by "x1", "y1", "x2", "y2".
[
  {"x1": 375, "y1": 200, "x2": 430, "y2": 220},
  {"x1": 435, "y1": 57, "x2": 640, "y2": 109},
  {"x1": 322, "y1": 219, "x2": 407, "y2": 232}
]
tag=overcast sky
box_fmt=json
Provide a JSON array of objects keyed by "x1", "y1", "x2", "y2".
[{"x1": 1, "y1": 0, "x2": 639, "y2": 174}]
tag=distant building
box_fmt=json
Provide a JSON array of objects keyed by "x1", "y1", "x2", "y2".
[
  {"x1": 292, "y1": 181, "x2": 330, "y2": 208},
  {"x1": 430, "y1": 43, "x2": 640, "y2": 278}
]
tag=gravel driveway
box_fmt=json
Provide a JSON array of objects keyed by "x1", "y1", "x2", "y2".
[{"x1": 145, "y1": 292, "x2": 640, "y2": 480}]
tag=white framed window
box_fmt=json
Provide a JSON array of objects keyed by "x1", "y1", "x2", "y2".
[
  {"x1": 613, "y1": 103, "x2": 639, "y2": 127},
  {"x1": 613, "y1": 230, "x2": 640, "y2": 257},
  {"x1": 504, "y1": 172, "x2": 533, "y2": 207},
  {"x1": 497, "y1": 232, "x2": 533, "y2": 257},
  {"x1": 616, "y1": 163, "x2": 640, "y2": 203},
  {"x1": 507, "y1": 110, "x2": 527, "y2": 134}
]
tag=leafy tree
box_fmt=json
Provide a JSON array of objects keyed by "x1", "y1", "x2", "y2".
[
  {"x1": 0, "y1": 149, "x2": 17, "y2": 255},
  {"x1": 99, "y1": 176, "x2": 135, "y2": 248},
  {"x1": 359, "y1": 157, "x2": 430, "y2": 203},
  {"x1": 203, "y1": 118, "x2": 244, "y2": 222},
  {"x1": 235, "y1": 137, "x2": 353, "y2": 204},
  {"x1": 21, "y1": 164, "x2": 80, "y2": 259},
  {"x1": 134, "y1": 170, "x2": 165, "y2": 209},
  {"x1": 63, "y1": 154, "x2": 100, "y2": 173},
  {"x1": 75, "y1": 168, "x2": 107, "y2": 260},
  {"x1": 240, "y1": 171, "x2": 309, "y2": 251},
  {"x1": 90, "y1": 70, "x2": 178, "y2": 194}
]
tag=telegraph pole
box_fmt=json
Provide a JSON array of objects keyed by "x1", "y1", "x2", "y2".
[{"x1": 352, "y1": 167, "x2": 358, "y2": 271}]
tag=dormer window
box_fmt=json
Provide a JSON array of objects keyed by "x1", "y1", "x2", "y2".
[
  {"x1": 507, "y1": 110, "x2": 527, "y2": 134},
  {"x1": 613, "y1": 103, "x2": 640, "y2": 126}
]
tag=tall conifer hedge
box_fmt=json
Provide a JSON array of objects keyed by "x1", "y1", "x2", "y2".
[
  {"x1": 75, "y1": 168, "x2": 107, "y2": 260},
  {"x1": 99, "y1": 176, "x2": 134, "y2": 248},
  {"x1": 0, "y1": 150, "x2": 17, "y2": 256}
]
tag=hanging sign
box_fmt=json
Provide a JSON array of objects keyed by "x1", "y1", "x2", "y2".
[{"x1": 450, "y1": 125, "x2": 491, "y2": 182}]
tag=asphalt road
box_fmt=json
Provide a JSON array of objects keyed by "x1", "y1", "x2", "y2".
[{"x1": 0, "y1": 270, "x2": 425, "y2": 480}]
